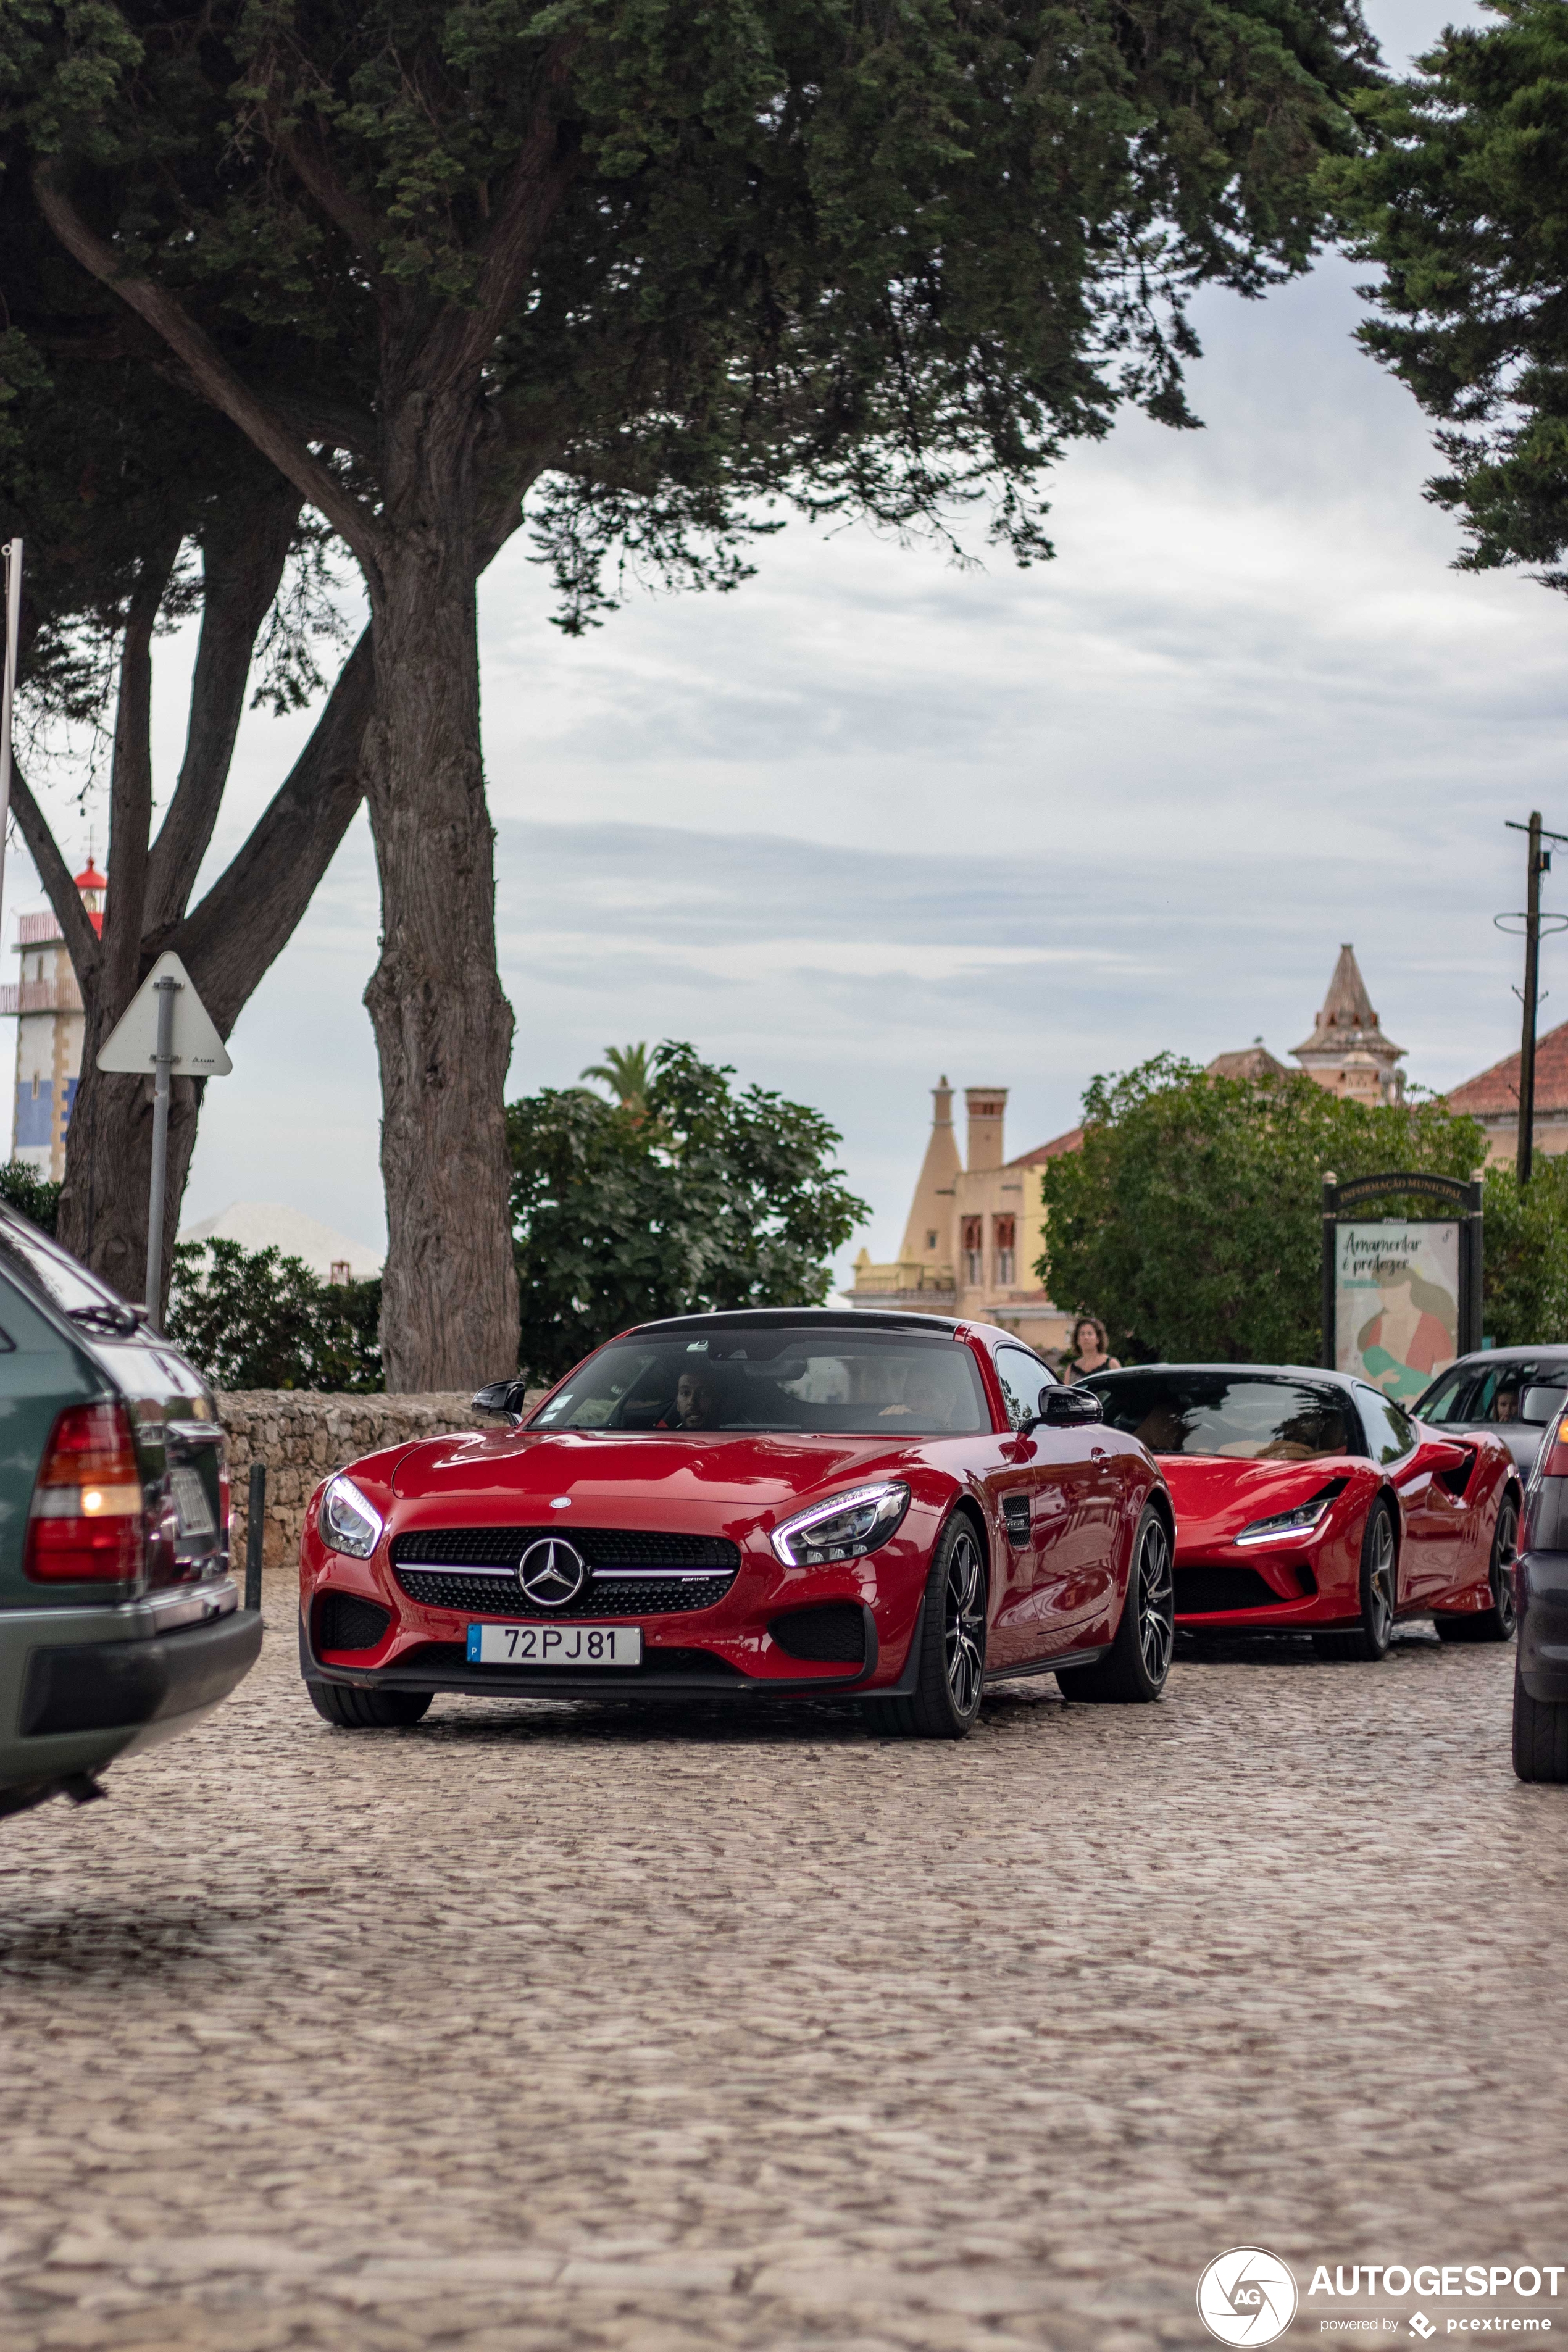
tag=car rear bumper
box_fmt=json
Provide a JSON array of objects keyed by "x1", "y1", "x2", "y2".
[
  {"x1": 0, "y1": 1589, "x2": 262, "y2": 1794},
  {"x1": 1516, "y1": 1549, "x2": 1568, "y2": 1700}
]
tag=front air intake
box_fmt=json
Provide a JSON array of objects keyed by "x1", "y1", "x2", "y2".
[
  {"x1": 314, "y1": 1591, "x2": 393, "y2": 1654},
  {"x1": 768, "y1": 1603, "x2": 867, "y2": 1665}
]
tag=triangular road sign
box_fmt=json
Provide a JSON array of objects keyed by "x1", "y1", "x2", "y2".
[{"x1": 96, "y1": 952, "x2": 233, "y2": 1077}]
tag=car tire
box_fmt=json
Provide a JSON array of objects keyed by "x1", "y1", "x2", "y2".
[
  {"x1": 1056, "y1": 1504, "x2": 1174, "y2": 1704},
  {"x1": 877, "y1": 1512, "x2": 988, "y2": 1740},
  {"x1": 1435, "y1": 1490, "x2": 1519, "y2": 1645},
  {"x1": 1312, "y1": 1499, "x2": 1397, "y2": 1663},
  {"x1": 1513, "y1": 1658, "x2": 1568, "y2": 1782},
  {"x1": 307, "y1": 1680, "x2": 433, "y2": 1729}
]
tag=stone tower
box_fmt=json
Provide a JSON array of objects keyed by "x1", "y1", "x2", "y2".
[
  {"x1": 1290, "y1": 943, "x2": 1406, "y2": 1106},
  {"x1": 3, "y1": 861, "x2": 105, "y2": 1178}
]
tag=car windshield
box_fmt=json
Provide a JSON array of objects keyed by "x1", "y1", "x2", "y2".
[
  {"x1": 529, "y1": 1328, "x2": 993, "y2": 1436},
  {"x1": 1086, "y1": 1372, "x2": 1354, "y2": 1461},
  {"x1": 1417, "y1": 1361, "x2": 1568, "y2": 1428}
]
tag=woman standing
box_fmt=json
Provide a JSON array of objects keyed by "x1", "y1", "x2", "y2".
[{"x1": 1065, "y1": 1315, "x2": 1120, "y2": 1383}]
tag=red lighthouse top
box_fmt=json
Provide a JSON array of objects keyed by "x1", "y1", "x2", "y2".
[{"x1": 75, "y1": 859, "x2": 106, "y2": 936}]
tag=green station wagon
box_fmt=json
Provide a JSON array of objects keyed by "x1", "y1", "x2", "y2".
[{"x1": 0, "y1": 1203, "x2": 261, "y2": 1820}]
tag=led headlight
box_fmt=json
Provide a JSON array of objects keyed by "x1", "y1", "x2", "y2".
[
  {"x1": 320, "y1": 1474, "x2": 384, "y2": 1559},
  {"x1": 1235, "y1": 1483, "x2": 1346, "y2": 1546},
  {"x1": 771, "y1": 1481, "x2": 910, "y2": 1567}
]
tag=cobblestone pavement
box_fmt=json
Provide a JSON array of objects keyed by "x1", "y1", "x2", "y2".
[{"x1": 0, "y1": 1611, "x2": 1563, "y2": 2352}]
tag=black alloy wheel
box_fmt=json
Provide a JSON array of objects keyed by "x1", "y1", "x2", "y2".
[
  {"x1": 1056, "y1": 1504, "x2": 1174, "y2": 1704},
  {"x1": 1313, "y1": 1499, "x2": 1397, "y2": 1663},
  {"x1": 1435, "y1": 1490, "x2": 1519, "y2": 1645},
  {"x1": 877, "y1": 1513, "x2": 988, "y2": 1740},
  {"x1": 307, "y1": 1681, "x2": 433, "y2": 1729}
]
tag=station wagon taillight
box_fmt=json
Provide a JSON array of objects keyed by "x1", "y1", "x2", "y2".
[{"x1": 23, "y1": 1402, "x2": 144, "y2": 1583}]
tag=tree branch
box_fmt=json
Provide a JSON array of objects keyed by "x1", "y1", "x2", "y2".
[
  {"x1": 280, "y1": 127, "x2": 388, "y2": 290},
  {"x1": 163, "y1": 628, "x2": 375, "y2": 1033},
  {"x1": 33, "y1": 163, "x2": 386, "y2": 586},
  {"x1": 101, "y1": 540, "x2": 180, "y2": 1018},
  {"x1": 432, "y1": 55, "x2": 583, "y2": 388},
  {"x1": 7, "y1": 758, "x2": 102, "y2": 985},
  {"x1": 145, "y1": 475, "x2": 301, "y2": 932}
]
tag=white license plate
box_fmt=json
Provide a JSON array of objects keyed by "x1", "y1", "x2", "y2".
[
  {"x1": 466, "y1": 1622, "x2": 643, "y2": 1667},
  {"x1": 169, "y1": 1466, "x2": 216, "y2": 1537}
]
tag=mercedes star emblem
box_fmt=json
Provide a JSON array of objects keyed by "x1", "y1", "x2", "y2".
[{"x1": 517, "y1": 1536, "x2": 589, "y2": 1609}]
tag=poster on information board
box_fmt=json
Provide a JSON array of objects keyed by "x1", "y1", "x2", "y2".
[
  {"x1": 1335, "y1": 1222, "x2": 1461, "y2": 1402},
  {"x1": 1320, "y1": 1174, "x2": 1483, "y2": 1391}
]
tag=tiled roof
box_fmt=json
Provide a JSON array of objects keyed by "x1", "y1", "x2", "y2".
[
  {"x1": 1445, "y1": 1019, "x2": 1568, "y2": 1119},
  {"x1": 1007, "y1": 1126, "x2": 1084, "y2": 1167},
  {"x1": 1207, "y1": 1046, "x2": 1290, "y2": 1082}
]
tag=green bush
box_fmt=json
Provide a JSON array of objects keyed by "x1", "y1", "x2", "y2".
[
  {"x1": 1038, "y1": 1056, "x2": 1490, "y2": 1364},
  {"x1": 510, "y1": 1041, "x2": 868, "y2": 1385},
  {"x1": 167, "y1": 1238, "x2": 382, "y2": 1391},
  {"x1": 0, "y1": 1161, "x2": 61, "y2": 1236}
]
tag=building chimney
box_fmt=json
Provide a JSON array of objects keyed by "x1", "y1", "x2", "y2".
[{"x1": 965, "y1": 1087, "x2": 1007, "y2": 1174}]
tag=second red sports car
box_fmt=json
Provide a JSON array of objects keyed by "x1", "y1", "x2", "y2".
[
  {"x1": 298, "y1": 1309, "x2": 1177, "y2": 1740},
  {"x1": 1084, "y1": 1365, "x2": 1519, "y2": 1660}
]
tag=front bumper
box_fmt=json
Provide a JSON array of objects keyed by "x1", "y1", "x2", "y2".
[
  {"x1": 1172, "y1": 1550, "x2": 1356, "y2": 1634},
  {"x1": 301, "y1": 1524, "x2": 933, "y2": 1703},
  {"x1": 1517, "y1": 1548, "x2": 1568, "y2": 1701}
]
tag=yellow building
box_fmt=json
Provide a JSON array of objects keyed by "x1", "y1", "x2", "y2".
[{"x1": 846, "y1": 1080, "x2": 1078, "y2": 1356}]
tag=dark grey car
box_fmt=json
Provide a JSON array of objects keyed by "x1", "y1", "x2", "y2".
[{"x1": 1412, "y1": 1349, "x2": 1568, "y2": 1482}]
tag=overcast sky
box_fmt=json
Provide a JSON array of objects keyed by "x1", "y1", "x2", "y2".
[{"x1": 9, "y1": 0, "x2": 1554, "y2": 1285}]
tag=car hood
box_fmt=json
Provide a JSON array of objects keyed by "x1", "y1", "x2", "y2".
[
  {"x1": 1157, "y1": 1454, "x2": 1358, "y2": 1549},
  {"x1": 390, "y1": 1427, "x2": 936, "y2": 1535}
]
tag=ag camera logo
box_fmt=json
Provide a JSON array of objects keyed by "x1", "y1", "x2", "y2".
[{"x1": 1198, "y1": 2248, "x2": 1299, "y2": 2346}]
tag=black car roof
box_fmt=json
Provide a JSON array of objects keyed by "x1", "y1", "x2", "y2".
[{"x1": 630, "y1": 1307, "x2": 963, "y2": 1337}]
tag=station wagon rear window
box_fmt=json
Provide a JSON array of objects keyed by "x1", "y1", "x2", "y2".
[{"x1": 530, "y1": 1329, "x2": 991, "y2": 1436}]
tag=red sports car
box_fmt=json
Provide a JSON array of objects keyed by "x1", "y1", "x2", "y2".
[
  {"x1": 298, "y1": 1310, "x2": 1176, "y2": 1739},
  {"x1": 1083, "y1": 1366, "x2": 1520, "y2": 1660}
]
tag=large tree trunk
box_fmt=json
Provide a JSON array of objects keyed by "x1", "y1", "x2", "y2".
[
  {"x1": 56, "y1": 1055, "x2": 201, "y2": 1310},
  {"x1": 362, "y1": 391, "x2": 519, "y2": 1391}
]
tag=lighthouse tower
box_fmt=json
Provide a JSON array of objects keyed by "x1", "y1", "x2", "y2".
[{"x1": 2, "y1": 862, "x2": 106, "y2": 1179}]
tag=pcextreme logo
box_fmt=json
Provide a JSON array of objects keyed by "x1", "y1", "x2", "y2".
[{"x1": 1198, "y1": 2249, "x2": 1300, "y2": 2346}]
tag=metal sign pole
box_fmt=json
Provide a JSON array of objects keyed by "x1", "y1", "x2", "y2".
[
  {"x1": 0, "y1": 539, "x2": 22, "y2": 953},
  {"x1": 1519, "y1": 809, "x2": 1543, "y2": 1182},
  {"x1": 144, "y1": 975, "x2": 180, "y2": 1327}
]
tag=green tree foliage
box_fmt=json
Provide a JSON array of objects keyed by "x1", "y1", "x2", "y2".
[
  {"x1": 1036, "y1": 1056, "x2": 1488, "y2": 1363},
  {"x1": 580, "y1": 1043, "x2": 652, "y2": 1122},
  {"x1": 1325, "y1": 0, "x2": 1568, "y2": 585},
  {"x1": 0, "y1": 1159, "x2": 60, "y2": 1236},
  {"x1": 167, "y1": 1239, "x2": 383, "y2": 1391},
  {"x1": 1479, "y1": 1157, "x2": 1568, "y2": 1346},
  {"x1": 509, "y1": 1043, "x2": 868, "y2": 1383},
  {"x1": 1, "y1": 0, "x2": 1378, "y2": 1388}
]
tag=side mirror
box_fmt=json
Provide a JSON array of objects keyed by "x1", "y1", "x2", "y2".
[
  {"x1": 472, "y1": 1378, "x2": 527, "y2": 1425},
  {"x1": 1521, "y1": 1385, "x2": 1568, "y2": 1426},
  {"x1": 1026, "y1": 1387, "x2": 1103, "y2": 1431}
]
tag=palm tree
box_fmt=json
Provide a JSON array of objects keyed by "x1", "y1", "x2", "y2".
[{"x1": 580, "y1": 1043, "x2": 653, "y2": 1121}]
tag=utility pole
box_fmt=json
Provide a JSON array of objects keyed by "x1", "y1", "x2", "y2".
[
  {"x1": 1504, "y1": 814, "x2": 1568, "y2": 1184},
  {"x1": 1519, "y1": 811, "x2": 1544, "y2": 1182},
  {"x1": 0, "y1": 540, "x2": 20, "y2": 954}
]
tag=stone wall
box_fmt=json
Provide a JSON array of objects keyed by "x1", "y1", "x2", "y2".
[{"x1": 218, "y1": 1390, "x2": 530, "y2": 1582}]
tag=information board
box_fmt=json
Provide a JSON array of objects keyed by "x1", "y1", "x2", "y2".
[{"x1": 1334, "y1": 1220, "x2": 1462, "y2": 1402}]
